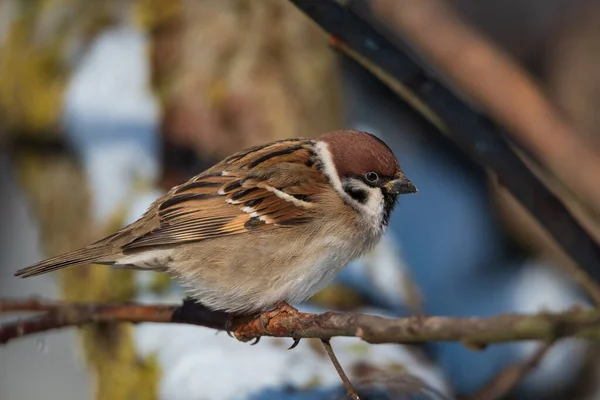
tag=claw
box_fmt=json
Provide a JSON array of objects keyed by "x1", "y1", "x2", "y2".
[
  {"x1": 250, "y1": 337, "x2": 261, "y2": 346},
  {"x1": 225, "y1": 316, "x2": 234, "y2": 338},
  {"x1": 229, "y1": 302, "x2": 301, "y2": 346},
  {"x1": 288, "y1": 338, "x2": 301, "y2": 350}
]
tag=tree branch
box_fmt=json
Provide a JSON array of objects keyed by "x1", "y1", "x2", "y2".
[{"x1": 2, "y1": 298, "x2": 600, "y2": 346}]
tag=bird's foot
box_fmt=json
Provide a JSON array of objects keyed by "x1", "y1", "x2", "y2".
[
  {"x1": 231, "y1": 301, "x2": 302, "y2": 349},
  {"x1": 259, "y1": 302, "x2": 302, "y2": 349},
  {"x1": 257, "y1": 301, "x2": 300, "y2": 330}
]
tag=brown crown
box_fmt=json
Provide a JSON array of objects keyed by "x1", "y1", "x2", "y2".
[{"x1": 317, "y1": 130, "x2": 400, "y2": 179}]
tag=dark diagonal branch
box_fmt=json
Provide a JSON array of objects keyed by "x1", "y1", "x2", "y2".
[
  {"x1": 2, "y1": 298, "x2": 600, "y2": 346},
  {"x1": 472, "y1": 341, "x2": 554, "y2": 400},
  {"x1": 370, "y1": 0, "x2": 600, "y2": 217},
  {"x1": 286, "y1": 0, "x2": 600, "y2": 303}
]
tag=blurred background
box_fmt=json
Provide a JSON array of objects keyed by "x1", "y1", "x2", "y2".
[{"x1": 1, "y1": 0, "x2": 600, "y2": 399}]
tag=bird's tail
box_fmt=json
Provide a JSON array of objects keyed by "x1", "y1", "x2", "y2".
[{"x1": 14, "y1": 246, "x2": 116, "y2": 278}]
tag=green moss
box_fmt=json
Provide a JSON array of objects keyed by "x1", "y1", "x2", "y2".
[
  {"x1": 0, "y1": 18, "x2": 67, "y2": 132},
  {"x1": 0, "y1": 0, "x2": 119, "y2": 134},
  {"x1": 134, "y1": 0, "x2": 181, "y2": 30}
]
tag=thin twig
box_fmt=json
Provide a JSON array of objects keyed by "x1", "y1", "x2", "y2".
[
  {"x1": 471, "y1": 341, "x2": 554, "y2": 400},
  {"x1": 321, "y1": 339, "x2": 360, "y2": 400},
  {"x1": 2, "y1": 298, "x2": 600, "y2": 346}
]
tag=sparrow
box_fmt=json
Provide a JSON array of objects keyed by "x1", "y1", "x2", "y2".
[{"x1": 15, "y1": 130, "x2": 416, "y2": 316}]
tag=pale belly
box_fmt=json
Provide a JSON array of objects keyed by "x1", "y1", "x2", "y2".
[
  {"x1": 266, "y1": 236, "x2": 361, "y2": 307},
  {"x1": 116, "y1": 231, "x2": 380, "y2": 314}
]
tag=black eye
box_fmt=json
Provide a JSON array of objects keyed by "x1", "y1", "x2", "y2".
[{"x1": 365, "y1": 171, "x2": 379, "y2": 183}]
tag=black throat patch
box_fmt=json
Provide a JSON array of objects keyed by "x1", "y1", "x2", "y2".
[{"x1": 382, "y1": 192, "x2": 399, "y2": 227}]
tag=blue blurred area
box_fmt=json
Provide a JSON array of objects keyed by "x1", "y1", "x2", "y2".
[
  {"x1": 333, "y1": 58, "x2": 587, "y2": 394},
  {"x1": 250, "y1": 384, "x2": 452, "y2": 400},
  {"x1": 248, "y1": 387, "x2": 341, "y2": 400}
]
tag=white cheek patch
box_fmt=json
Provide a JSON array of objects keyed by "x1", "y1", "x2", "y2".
[
  {"x1": 314, "y1": 141, "x2": 386, "y2": 234},
  {"x1": 363, "y1": 184, "x2": 385, "y2": 217}
]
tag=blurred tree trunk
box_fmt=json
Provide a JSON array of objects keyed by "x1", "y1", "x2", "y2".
[
  {"x1": 543, "y1": 6, "x2": 600, "y2": 398},
  {"x1": 546, "y1": 5, "x2": 600, "y2": 149},
  {"x1": 136, "y1": 0, "x2": 342, "y2": 187}
]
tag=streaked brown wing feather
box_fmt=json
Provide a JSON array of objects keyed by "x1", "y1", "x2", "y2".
[{"x1": 122, "y1": 139, "x2": 326, "y2": 250}]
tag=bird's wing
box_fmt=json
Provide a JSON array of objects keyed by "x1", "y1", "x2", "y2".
[{"x1": 122, "y1": 139, "x2": 328, "y2": 250}]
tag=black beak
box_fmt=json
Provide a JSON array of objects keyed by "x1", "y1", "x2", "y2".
[{"x1": 385, "y1": 176, "x2": 417, "y2": 195}]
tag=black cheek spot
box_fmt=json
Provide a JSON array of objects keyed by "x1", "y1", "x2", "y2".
[{"x1": 344, "y1": 186, "x2": 368, "y2": 204}]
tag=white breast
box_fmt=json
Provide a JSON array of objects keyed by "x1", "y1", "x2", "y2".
[{"x1": 267, "y1": 234, "x2": 374, "y2": 307}]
